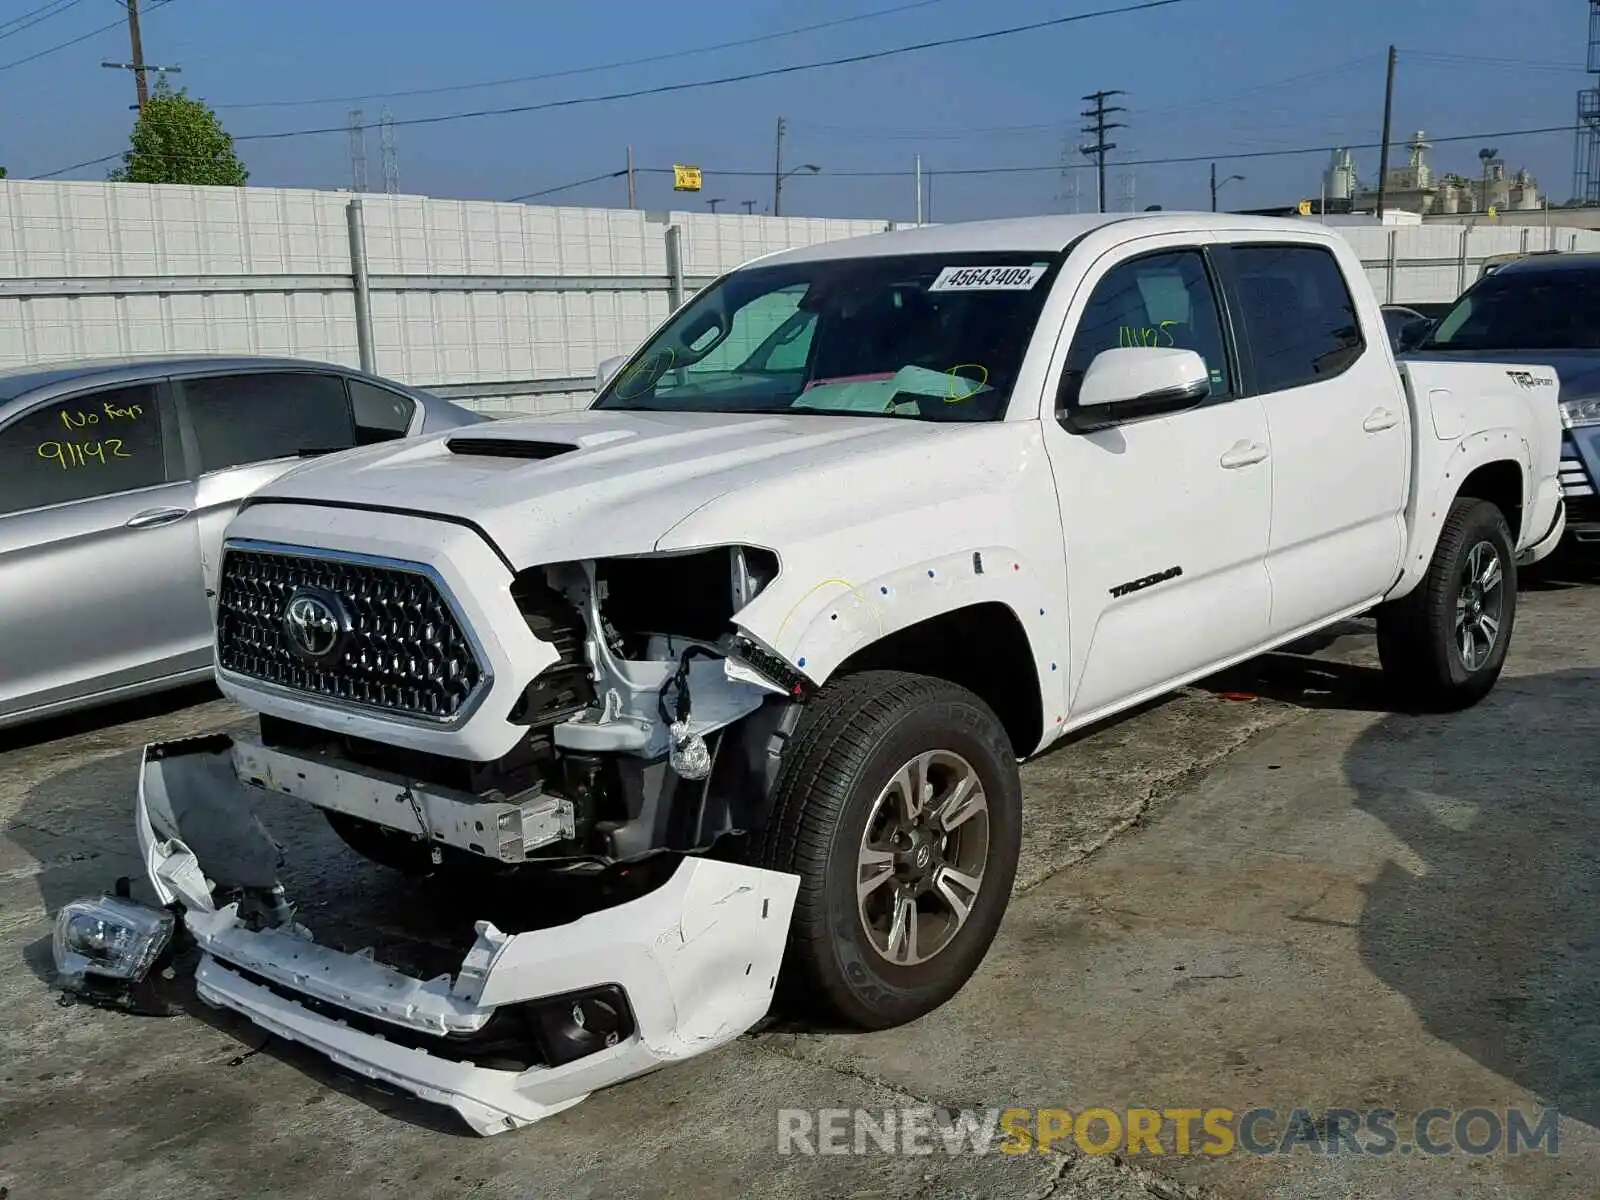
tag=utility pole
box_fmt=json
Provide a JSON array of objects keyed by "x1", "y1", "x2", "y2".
[
  {"x1": 1210, "y1": 162, "x2": 1217, "y2": 212},
  {"x1": 1080, "y1": 90, "x2": 1125, "y2": 214},
  {"x1": 102, "y1": 0, "x2": 179, "y2": 113},
  {"x1": 915, "y1": 153, "x2": 924, "y2": 224},
  {"x1": 123, "y1": 0, "x2": 147, "y2": 109},
  {"x1": 626, "y1": 146, "x2": 637, "y2": 208},
  {"x1": 773, "y1": 116, "x2": 787, "y2": 216},
  {"x1": 1375, "y1": 45, "x2": 1397, "y2": 220},
  {"x1": 741, "y1": 200, "x2": 756, "y2": 214}
]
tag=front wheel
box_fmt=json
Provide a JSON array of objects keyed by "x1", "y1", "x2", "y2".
[
  {"x1": 1377, "y1": 496, "x2": 1516, "y2": 711},
  {"x1": 752, "y1": 670, "x2": 1023, "y2": 1030}
]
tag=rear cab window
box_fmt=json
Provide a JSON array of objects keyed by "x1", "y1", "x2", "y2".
[{"x1": 0, "y1": 383, "x2": 166, "y2": 516}]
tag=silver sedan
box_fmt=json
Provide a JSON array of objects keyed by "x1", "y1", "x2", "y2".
[{"x1": 0, "y1": 355, "x2": 487, "y2": 730}]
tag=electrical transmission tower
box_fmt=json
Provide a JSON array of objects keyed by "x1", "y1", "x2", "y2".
[
  {"x1": 1055, "y1": 139, "x2": 1086, "y2": 213},
  {"x1": 1118, "y1": 169, "x2": 1137, "y2": 212},
  {"x1": 1576, "y1": 0, "x2": 1600, "y2": 204},
  {"x1": 1079, "y1": 90, "x2": 1126, "y2": 214},
  {"x1": 380, "y1": 107, "x2": 400, "y2": 194},
  {"x1": 347, "y1": 108, "x2": 369, "y2": 193}
]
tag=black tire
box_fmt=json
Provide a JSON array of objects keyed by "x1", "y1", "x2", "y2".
[
  {"x1": 752, "y1": 670, "x2": 1023, "y2": 1031},
  {"x1": 1376, "y1": 496, "x2": 1516, "y2": 711}
]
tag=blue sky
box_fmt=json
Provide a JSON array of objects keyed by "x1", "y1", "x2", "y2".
[{"x1": 2, "y1": 0, "x2": 1588, "y2": 220}]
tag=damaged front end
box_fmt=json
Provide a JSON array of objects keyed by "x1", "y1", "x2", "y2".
[
  {"x1": 53, "y1": 543, "x2": 817, "y2": 1130},
  {"x1": 52, "y1": 734, "x2": 797, "y2": 1135}
]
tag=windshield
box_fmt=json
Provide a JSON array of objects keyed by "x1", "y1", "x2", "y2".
[
  {"x1": 1421, "y1": 268, "x2": 1600, "y2": 351},
  {"x1": 592, "y1": 251, "x2": 1064, "y2": 421}
]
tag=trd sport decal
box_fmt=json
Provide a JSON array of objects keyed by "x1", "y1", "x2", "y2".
[
  {"x1": 1108, "y1": 565, "x2": 1184, "y2": 598},
  {"x1": 1505, "y1": 370, "x2": 1554, "y2": 390}
]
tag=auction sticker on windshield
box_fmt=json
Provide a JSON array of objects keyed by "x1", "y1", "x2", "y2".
[{"x1": 929, "y1": 264, "x2": 1048, "y2": 292}]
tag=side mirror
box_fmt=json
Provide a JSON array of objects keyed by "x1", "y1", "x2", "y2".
[
  {"x1": 1396, "y1": 318, "x2": 1432, "y2": 352},
  {"x1": 595, "y1": 354, "x2": 629, "y2": 390},
  {"x1": 1061, "y1": 347, "x2": 1211, "y2": 433}
]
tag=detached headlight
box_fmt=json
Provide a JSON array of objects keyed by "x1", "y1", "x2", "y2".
[
  {"x1": 1561, "y1": 397, "x2": 1600, "y2": 429},
  {"x1": 52, "y1": 896, "x2": 174, "y2": 988}
]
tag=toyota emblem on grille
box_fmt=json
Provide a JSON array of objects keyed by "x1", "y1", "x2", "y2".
[{"x1": 283, "y1": 587, "x2": 347, "y2": 662}]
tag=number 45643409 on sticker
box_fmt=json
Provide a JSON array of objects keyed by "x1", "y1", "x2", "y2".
[{"x1": 928, "y1": 264, "x2": 1048, "y2": 292}]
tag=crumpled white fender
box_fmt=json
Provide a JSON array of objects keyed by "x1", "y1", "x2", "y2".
[{"x1": 135, "y1": 737, "x2": 799, "y2": 1135}]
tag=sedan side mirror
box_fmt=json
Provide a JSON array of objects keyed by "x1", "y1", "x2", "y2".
[
  {"x1": 1060, "y1": 347, "x2": 1211, "y2": 433},
  {"x1": 595, "y1": 354, "x2": 629, "y2": 390}
]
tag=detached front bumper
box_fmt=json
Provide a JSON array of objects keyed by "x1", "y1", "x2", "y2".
[{"x1": 110, "y1": 735, "x2": 797, "y2": 1135}]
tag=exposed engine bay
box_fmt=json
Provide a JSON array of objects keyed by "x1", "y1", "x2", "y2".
[{"x1": 247, "y1": 545, "x2": 814, "y2": 879}]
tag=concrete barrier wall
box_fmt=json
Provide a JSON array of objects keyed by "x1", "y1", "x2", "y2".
[
  {"x1": 0, "y1": 180, "x2": 901, "y2": 417},
  {"x1": 2, "y1": 180, "x2": 1596, "y2": 418}
]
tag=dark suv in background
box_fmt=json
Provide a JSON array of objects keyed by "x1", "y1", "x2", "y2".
[{"x1": 1405, "y1": 253, "x2": 1600, "y2": 552}]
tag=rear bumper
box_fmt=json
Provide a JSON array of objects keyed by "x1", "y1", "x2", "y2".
[{"x1": 136, "y1": 735, "x2": 798, "y2": 1134}]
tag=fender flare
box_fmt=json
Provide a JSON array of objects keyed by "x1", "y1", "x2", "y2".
[
  {"x1": 1388, "y1": 429, "x2": 1529, "y2": 601},
  {"x1": 733, "y1": 544, "x2": 1061, "y2": 748}
]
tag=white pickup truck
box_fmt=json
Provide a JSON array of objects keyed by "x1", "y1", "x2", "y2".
[{"x1": 58, "y1": 213, "x2": 1564, "y2": 1134}]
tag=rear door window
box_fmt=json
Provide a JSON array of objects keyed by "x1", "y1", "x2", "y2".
[
  {"x1": 180, "y1": 372, "x2": 356, "y2": 473},
  {"x1": 0, "y1": 384, "x2": 166, "y2": 515},
  {"x1": 1228, "y1": 245, "x2": 1366, "y2": 392}
]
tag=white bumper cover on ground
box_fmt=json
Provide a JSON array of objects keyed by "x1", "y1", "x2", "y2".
[{"x1": 135, "y1": 737, "x2": 799, "y2": 1135}]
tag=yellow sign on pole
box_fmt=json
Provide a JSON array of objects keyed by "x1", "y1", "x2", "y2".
[
  {"x1": 1488, "y1": 204, "x2": 1498, "y2": 221},
  {"x1": 672, "y1": 165, "x2": 703, "y2": 192},
  {"x1": 1297, "y1": 199, "x2": 1313, "y2": 216}
]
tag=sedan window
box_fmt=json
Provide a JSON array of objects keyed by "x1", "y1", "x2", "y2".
[
  {"x1": 348, "y1": 379, "x2": 417, "y2": 444},
  {"x1": 181, "y1": 372, "x2": 356, "y2": 472},
  {"x1": 0, "y1": 384, "x2": 165, "y2": 516}
]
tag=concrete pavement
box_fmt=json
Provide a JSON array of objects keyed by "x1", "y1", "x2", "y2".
[{"x1": 1, "y1": 559, "x2": 1596, "y2": 1199}]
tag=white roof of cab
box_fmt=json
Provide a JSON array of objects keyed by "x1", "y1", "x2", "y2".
[{"x1": 752, "y1": 211, "x2": 1326, "y2": 266}]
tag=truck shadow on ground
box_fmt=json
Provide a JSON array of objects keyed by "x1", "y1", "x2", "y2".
[
  {"x1": 1342, "y1": 666, "x2": 1600, "y2": 1131},
  {"x1": 1198, "y1": 620, "x2": 1397, "y2": 712}
]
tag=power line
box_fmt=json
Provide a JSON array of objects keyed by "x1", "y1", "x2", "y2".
[
  {"x1": 1401, "y1": 49, "x2": 1590, "y2": 73},
  {"x1": 657, "y1": 121, "x2": 1585, "y2": 178},
  {"x1": 784, "y1": 56, "x2": 1382, "y2": 144},
  {"x1": 0, "y1": 0, "x2": 172, "y2": 73},
  {"x1": 38, "y1": 118, "x2": 1586, "y2": 190},
  {"x1": 508, "y1": 169, "x2": 629, "y2": 202},
  {"x1": 0, "y1": 0, "x2": 86, "y2": 42},
  {"x1": 37, "y1": 0, "x2": 1189, "y2": 178},
  {"x1": 214, "y1": 0, "x2": 962, "y2": 110}
]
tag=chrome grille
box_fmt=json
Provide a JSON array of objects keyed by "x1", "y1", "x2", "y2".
[
  {"x1": 216, "y1": 545, "x2": 486, "y2": 721},
  {"x1": 1560, "y1": 455, "x2": 1594, "y2": 498}
]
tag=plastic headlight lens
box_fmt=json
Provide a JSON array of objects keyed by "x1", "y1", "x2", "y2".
[
  {"x1": 1561, "y1": 397, "x2": 1600, "y2": 428},
  {"x1": 52, "y1": 896, "x2": 174, "y2": 986}
]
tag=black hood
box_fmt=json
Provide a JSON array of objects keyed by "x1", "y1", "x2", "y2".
[{"x1": 1404, "y1": 347, "x2": 1600, "y2": 401}]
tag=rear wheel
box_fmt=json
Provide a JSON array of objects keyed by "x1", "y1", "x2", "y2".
[
  {"x1": 1377, "y1": 496, "x2": 1516, "y2": 711},
  {"x1": 753, "y1": 670, "x2": 1022, "y2": 1030}
]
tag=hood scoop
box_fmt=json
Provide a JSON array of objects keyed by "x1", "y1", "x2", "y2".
[{"x1": 445, "y1": 436, "x2": 580, "y2": 460}]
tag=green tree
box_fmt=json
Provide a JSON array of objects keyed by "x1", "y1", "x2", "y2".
[{"x1": 108, "y1": 77, "x2": 248, "y2": 186}]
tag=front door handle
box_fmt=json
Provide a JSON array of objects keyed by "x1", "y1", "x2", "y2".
[
  {"x1": 125, "y1": 506, "x2": 189, "y2": 529},
  {"x1": 1363, "y1": 406, "x2": 1399, "y2": 433},
  {"x1": 1219, "y1": 439, "x2": 1269, "y2": 469}
]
